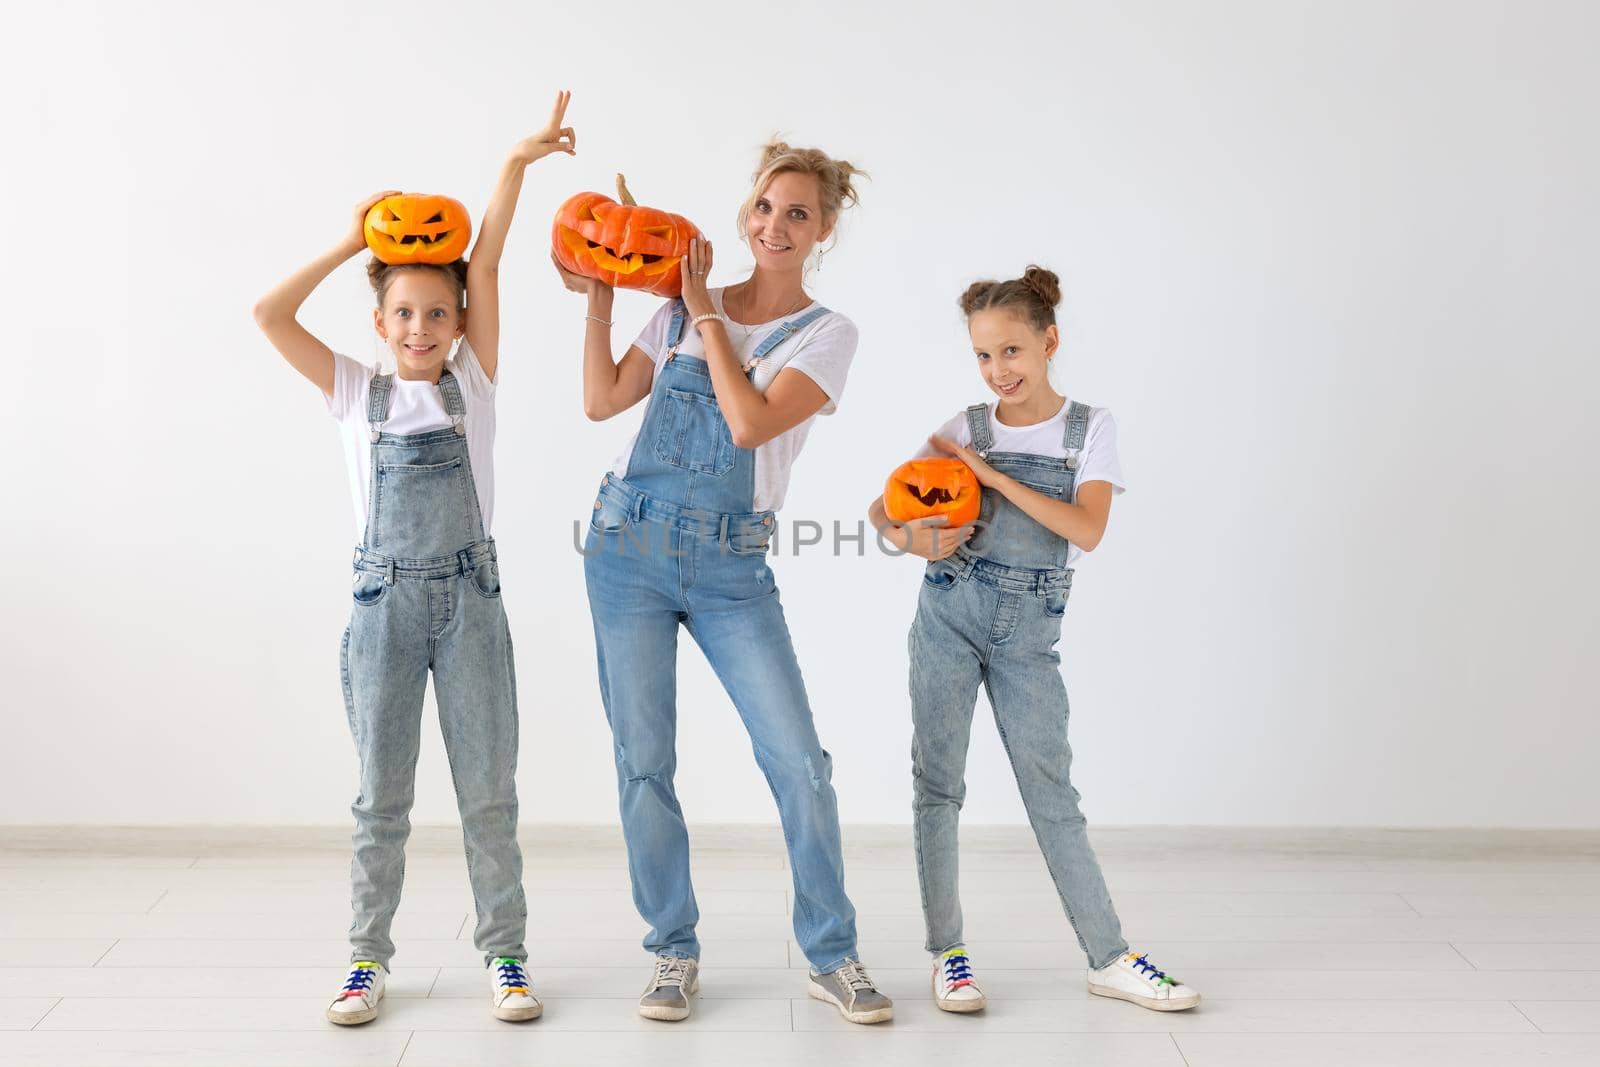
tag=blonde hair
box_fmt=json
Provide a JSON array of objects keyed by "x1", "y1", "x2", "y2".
[
  {"x1": 959, "y1": 265, "x2": 1061, "y2": 334},
  {"x1": 735, "y1": 139, "x2": 866, "y2": 248},
  {"x1": 366, "y1": 256, "x2": 468, "y2": 311}
]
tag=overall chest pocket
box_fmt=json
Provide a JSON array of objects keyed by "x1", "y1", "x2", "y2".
[{"x1": 653, "y1": 387, "x2": 736, "y2": 476}]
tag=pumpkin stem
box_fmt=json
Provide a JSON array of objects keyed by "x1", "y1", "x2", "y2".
[{"x1": 616, "y1": 174, "x2": 637, "y2": 207}]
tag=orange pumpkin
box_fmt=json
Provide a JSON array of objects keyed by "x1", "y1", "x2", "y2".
[
  {"x1": 884, "y1": 458, "x2": 982, "y2": 529},
  {"x1": 552, "y1": 174, "x2": 701, "y2": 297},
  {"x1": 364, "y1": 194, "x2": 472, "y2": 265}
]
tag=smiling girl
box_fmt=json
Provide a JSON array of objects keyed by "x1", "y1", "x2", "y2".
[
  {"x1": 868, "y1": 266, "x2": 1202, "y2": 1015},
  {"x1": 253, "y1": 92, "x2": 575, "y2": 1027}
]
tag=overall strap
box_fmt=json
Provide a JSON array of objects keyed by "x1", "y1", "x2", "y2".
[
  {"x1": 367, "y1": 373, "x2": 394, "y2": 442},
  {"x1": 436, "y1": 369, "x2": 467, "y2": 436},
  {"x1": 965, "y1": 403, "x2": 994, "y2": 457},
  {"x1": 663, "y1": 298, "x2": 688, "y2": 356},
  {"x1": 1060, "y1": 400, "x2": 1091, "y2": 470},
  {"x1": 1061, "y1": 400, "x2": 1092, "y2": 498},
  {"x1": 746, "y1": 303, "x2": 832, "y2": 365}
]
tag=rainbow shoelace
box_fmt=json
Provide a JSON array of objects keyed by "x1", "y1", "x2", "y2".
[
  {"x1": 338, "y1": 962, "x2": 379, "y2": 1000},
  {"x1": 940, "y1": 948, "x2": 976, "y2": 991},
  {"x1": 1127, "y1": 952, "x2": 1178, "y2": 987},
  {"x1": 494, "y1": 957, "x2": 530, "y2": 996}
]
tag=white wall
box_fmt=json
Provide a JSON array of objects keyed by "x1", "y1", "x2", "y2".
[{"x1": 3, "y1": 0, "x2": 1595, "y2": 828}]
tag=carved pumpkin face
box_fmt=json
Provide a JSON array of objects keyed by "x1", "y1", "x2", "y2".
[
  {"x1": 364, "y1": 194, "x2": 472, "y2": 265},
  {"x1": 552, "y1": 174, "x2": 701, "y2": 297},
  {"x1": 884, "y1": 458, "x2": 982, "y2": 529}
]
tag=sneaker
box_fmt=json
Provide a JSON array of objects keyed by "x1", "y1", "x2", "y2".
[
  {"x1": 808, "y1": 959, "x2": 894, "y2": 1024},
  {"x1": 325, "y1": 961, "x2": 386, "y2": 1025},
  {"x1": 932, "y1": 946, "x2": 986, "y2": 1013},
  {"x1": 1087, "y1": 951, "x2": 1201, "y2": 1011},
  {"x1": 638, "y1": 954, "x2": 699, "y2": 1021},
  {"x1": 489, "y1": 956, "x2": 543, "y2": 1022}
]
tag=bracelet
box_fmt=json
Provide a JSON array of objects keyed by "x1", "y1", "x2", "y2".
[
  {"x1": 691, "y1": 312, "x2": 723, "y2": 328},
  {"x1": 585, "y1": 315, "x2": 613, "y2": 327}
]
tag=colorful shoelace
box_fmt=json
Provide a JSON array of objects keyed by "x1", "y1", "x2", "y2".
[
  {"x1": 493, "y1": 957, "x2": 530, "y2": 995},
  {"x1": 940, "y1": 948, "x2": 975, "y2": 990},
  {"x1": 1127, "y1": 953, "x2": 1177, "y2": 987},
  {"x1": 339, "y1": 962, "x2": 379, "y2": 999}
]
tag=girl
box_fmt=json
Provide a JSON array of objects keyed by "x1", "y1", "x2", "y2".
[
  {"x1": 867, "y1": 266, "x2": 1202, "y2": 1014},
  {"x1": 553, "y1": 142, "x2": 893, "y2": 1025},
  {"x1": 252, "y1": 91, "x2": 576, "y2": 1026}
]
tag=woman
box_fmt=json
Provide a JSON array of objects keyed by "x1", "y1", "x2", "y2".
[{"x1": 554, "y1": 141, "x2": 890, "y2": 1025}]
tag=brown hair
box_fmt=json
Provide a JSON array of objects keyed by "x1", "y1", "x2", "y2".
[
  {"x1": 959, "y1": 265, "x2": 1061, "y2": 334},
  {"x1": 736, "y1": 139, "x2": 866, "y2": 242},
  {"x1": 366, "y1": 256, "x2": 468, "y2": 310}
]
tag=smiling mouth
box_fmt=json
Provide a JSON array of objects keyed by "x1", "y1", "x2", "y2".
[
  {"x1": 758, "y1": 238, "x2": 792, "y2": 253},
  {"x1": 997, "y1": 380, "x2": 1022, "y2": 395},
  {"x1": 403, "y1": 344, "x2": 436, "y2": 355}
]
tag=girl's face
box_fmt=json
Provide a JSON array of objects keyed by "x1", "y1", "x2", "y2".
[
  {"x1": 373, "y1": 269, "x2": 464, "y2": 380},
  {"x1": 746, "y1": 171, "x2": 830, "y2": 275},
  {"x1": 968, "y1": 308, "x2": 1060, "y2": 410}
]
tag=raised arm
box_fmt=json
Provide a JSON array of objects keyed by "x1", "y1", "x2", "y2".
[
  {"x1": 252, "y1": 190, "x2": 397, "y2": 399},
  {"x1": 465, "y1": 90, "x2": 577, "y2": 382}
]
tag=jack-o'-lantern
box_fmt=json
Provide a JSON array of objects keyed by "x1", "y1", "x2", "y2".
[
  {"x1": 552, "y1": 174, "x2": 701, "y2": 297},
  {"x1": 364, "y1": 194, "x2": 472, "y2": 265},
  {"x1": 884, "y1": 458, "x2": 982, "y2": 529}
]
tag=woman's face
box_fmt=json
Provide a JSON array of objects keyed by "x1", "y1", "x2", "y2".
[
  {"x1": 745, "y1": 170, "x2": 829, "y2": 274},
  {"x1": 968, "y1": 308, "x2": 1059, "y2": 409},
  {"x1": 372, "y1": 268, "x2": 464, "y2": 380}
]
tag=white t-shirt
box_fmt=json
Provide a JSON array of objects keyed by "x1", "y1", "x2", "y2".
[
  {"x1": 917, "y1": 398, "x2": 1125, "y2": 567},
  {"x1": 326, "y1": 339, "x2": 498, "y2": 540},
  {"x1": 609, "y1": 287, "x2": 857, "y2": 513}
]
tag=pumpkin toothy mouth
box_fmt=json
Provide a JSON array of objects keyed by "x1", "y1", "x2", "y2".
[{"x1": 907, "y1": 485, "x2": 960, "y2": 507}]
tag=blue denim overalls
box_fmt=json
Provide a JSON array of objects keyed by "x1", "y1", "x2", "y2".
[
  {"x1": 909, "y1": 400, "x2": 1129, "y2": 968},
  {"x1": 340, "y1": 369, "x2": 528, "y2": 970},
  {"x1": 583, "y1": 299, "x2": 860, "y2": 974}
]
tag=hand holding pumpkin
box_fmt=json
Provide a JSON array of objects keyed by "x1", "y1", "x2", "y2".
[
  {"x1": 348, "y1": 190, "x2": 402, "y2": 254},
  {"x1": 928, "y1": 435, "x2": 1004, "y2": 489},
  {"x1": 899, "y1": 515, "x2": 973, "y2": 561},
  {"x1": 509, "y1": 90, "x2": 576, "y2": 165},
  {"x1": 681, "y1": 237, "x2": 714, "y2": 318}
]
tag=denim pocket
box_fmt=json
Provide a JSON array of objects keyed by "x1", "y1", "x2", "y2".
[
  {"x1": 1043, "y1": 587, "x2": 1069, "y2": 618},
  {"x1": 653, "y1": 388, "x2": 735, "y2": 475},
  {"x1": 727, "y1": 521, "x2": 774, "y2": 556},
  {"x1": 590, "y1": 494, "x2": 633, "y2": 534},
  {"x1": 351, "y1": 570, "x2": 390, "y2": 607},
  {"x1": 922, "y1": 559, "x2": 959, "y2": 591},
  {"x1": 469, "y1": 560, "x2": 503, "y2": 599}
]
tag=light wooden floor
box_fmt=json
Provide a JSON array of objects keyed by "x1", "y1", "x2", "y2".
[{"x1": 2, "y1": 825, "x2": 1599, "y2": 1065}]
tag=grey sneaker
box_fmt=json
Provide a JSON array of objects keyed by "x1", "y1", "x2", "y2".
[
  {"x1": 808, "y1": 959, "x2": 894, "y2": 1024},
  {"x1": 638, "y1": 954, "x2": 699, "y2": 1021}
]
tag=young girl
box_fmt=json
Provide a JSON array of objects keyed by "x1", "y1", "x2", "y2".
[
  {"x1": 252, "y1": 92, "x2": 576, "y2": 1026},
  {"x1": 868, "y1": 266, "x2": 1202, "y2": 1014},
  {"x1": 553, "y1": 142, "x2": 893, "y2": 1025}
]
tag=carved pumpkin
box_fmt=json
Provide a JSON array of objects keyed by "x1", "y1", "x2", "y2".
[
  {"x1": 884, "y1": 458, "x2": 982, "y2": 529},
  {"x1": 552, "y1": 174, "x2": 701, "y2": 297},
  {"x1": 364, "y1": 194, "x2": 472, "y2": 265}
]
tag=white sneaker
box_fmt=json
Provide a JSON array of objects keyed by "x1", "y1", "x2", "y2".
[
  {"x1": 326, "y1": 961, "x2": 386, "y2": 1025},
  {"x1": 489, "y1": 956, "x2": 543, "y2": 1021},
  {"x1": 932, "y1": 946, "x2": 987, "y2": 1013},
  {"x1": 1087, "y1": 951, "x2": 1201, "y2": 1011}
]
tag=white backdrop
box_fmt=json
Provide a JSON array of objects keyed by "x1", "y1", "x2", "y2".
[{"x1": 3, "y1": 0, "x2": 1595, "y2": 828}]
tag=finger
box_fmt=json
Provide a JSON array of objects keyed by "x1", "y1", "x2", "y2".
[
  {"x1": 548, "y1": 89, "x2": 569, "y2": 129},
  {"x1": 561, "y1": 126, "x2": 576, "y2": 152}
]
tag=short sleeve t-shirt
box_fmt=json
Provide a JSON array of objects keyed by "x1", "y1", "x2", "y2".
[
  {"x1": 609, "y1": 287, "x2": 857, "y2": 514},
  {"x1": 917, "y1": 398, "x2": 1125, "y2": 568},
  {"x1": 326, "y1": 339, "x2": 498, "y2": 541}
]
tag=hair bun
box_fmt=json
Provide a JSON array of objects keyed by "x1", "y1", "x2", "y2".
[{"x1": 1020, "y1": 265, "x2": 1061, "y2": 307}]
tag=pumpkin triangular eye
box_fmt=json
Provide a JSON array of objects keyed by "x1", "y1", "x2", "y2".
[
  {"x1": 424, "y1": 212, "x2": 444, "y2": 225},
  {"x1": 640, "y1": 225, "x2": 672, "y2": 239}
]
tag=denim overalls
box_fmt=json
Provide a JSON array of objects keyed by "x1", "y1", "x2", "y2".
[
  {"x1": 909, "y1": 400, "x2": 1128, "y2": 969},
  {"x1": 340, "y1": 369, "x2": 528, "y2": 970},
  {"x1": 583, "y1": 299, "x2": 860, "y2": 974}
]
